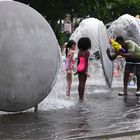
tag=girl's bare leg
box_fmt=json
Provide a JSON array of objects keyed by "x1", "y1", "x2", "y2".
[
  {"x1": 78, "y1": 74, "x2": 87, "y2": 100},
  {"x1": 66, "y1": 72, "x2": 72, "y2": 97}
]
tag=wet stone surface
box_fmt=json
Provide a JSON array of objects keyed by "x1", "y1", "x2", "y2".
[{"x1": 0, "y1": 84, "x2": 140, "y2": 140}]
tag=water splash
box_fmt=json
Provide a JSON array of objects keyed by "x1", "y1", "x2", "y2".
[
  {"x1": 39, "y1": 53, "x2": 107, "y2": 111},
  {"x1": 39, "y1": 55, "x2": 76, "y2": 111}
]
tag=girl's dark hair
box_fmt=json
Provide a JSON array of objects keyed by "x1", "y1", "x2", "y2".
[
  {"x1": 65, "y1": 40, "x2": 76, "y2": 56},
  {"x1": 78, "y1": 37, "x2": 91, "y2": 50},
  {"x1": 116, "y1": 36, "x2": 124, "y2": 43}
]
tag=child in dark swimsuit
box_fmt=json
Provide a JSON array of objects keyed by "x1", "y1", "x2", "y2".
[{"x1": 75, "y1": 37, "x2": 91, "y2": 100}]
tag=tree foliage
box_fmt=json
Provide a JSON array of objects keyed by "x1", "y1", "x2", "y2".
[
  {"x1": 15, "y1": 0, "x2": 140, "y2": 23},
  {"x1": 14, "y1": 0, "x2": 140, "y2": 45}
]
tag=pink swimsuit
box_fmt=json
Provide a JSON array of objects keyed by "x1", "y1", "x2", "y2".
[
  {"x1": 77, "y1": 50, "x2": 89, "y2": 73},
  {"x1": 65, "y1": 49, "x2": 75, "y2": 72},
  {"x1": 77, "y1": 57, "x2": 86, "y2": 72},
  {"x1": 65, "y1": 57, "x2": 74, "y2": 71}
]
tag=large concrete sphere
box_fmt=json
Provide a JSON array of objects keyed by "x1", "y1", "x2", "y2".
[{"x1": 0, "y1": 1, "x2": 60, "y2": 112}]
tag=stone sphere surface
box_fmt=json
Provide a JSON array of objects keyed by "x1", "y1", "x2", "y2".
[{"x1": 0, "y1": 1, "x2": 60, "y2": 112}]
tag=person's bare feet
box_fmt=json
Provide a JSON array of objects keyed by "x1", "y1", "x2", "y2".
[
  {"x1": 118, "y1": 92, "x2": 127, "y2": 96},
  {"x1": 135, "y1": 91, "x2": 140, "y2": 96}
]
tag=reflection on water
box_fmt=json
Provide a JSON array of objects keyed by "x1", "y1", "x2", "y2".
[
  {"x1": 0, "y1": 59, "x2": 140, "y2": 139},
  {"x1": 0, "y1": 85, "x2": 140, "y2": 139}
]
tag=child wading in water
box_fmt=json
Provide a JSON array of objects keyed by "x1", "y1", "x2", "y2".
[
  {"x1": 65, "y1": 40, "x2": 76, "y2": 97},
  {"x1": 75, "y1": 37, "x2": 91, "y2": 100}
]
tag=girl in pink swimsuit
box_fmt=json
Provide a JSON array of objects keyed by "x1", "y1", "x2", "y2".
[
  {"x1": 76, "y1": 37, "x2": 91, "y2": 100},
  {"x1": 65, "y1": 40, "x2": 76, "y2": 97}
]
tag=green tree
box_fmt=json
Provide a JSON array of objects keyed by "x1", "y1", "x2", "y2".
[{"x1": 14, "y1": 0, "x2": 140, "y2": 45}]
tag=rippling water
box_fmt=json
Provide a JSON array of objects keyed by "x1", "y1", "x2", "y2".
[{"x1": 0, "y1": 59, "x2": 140, "y2": 140}]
